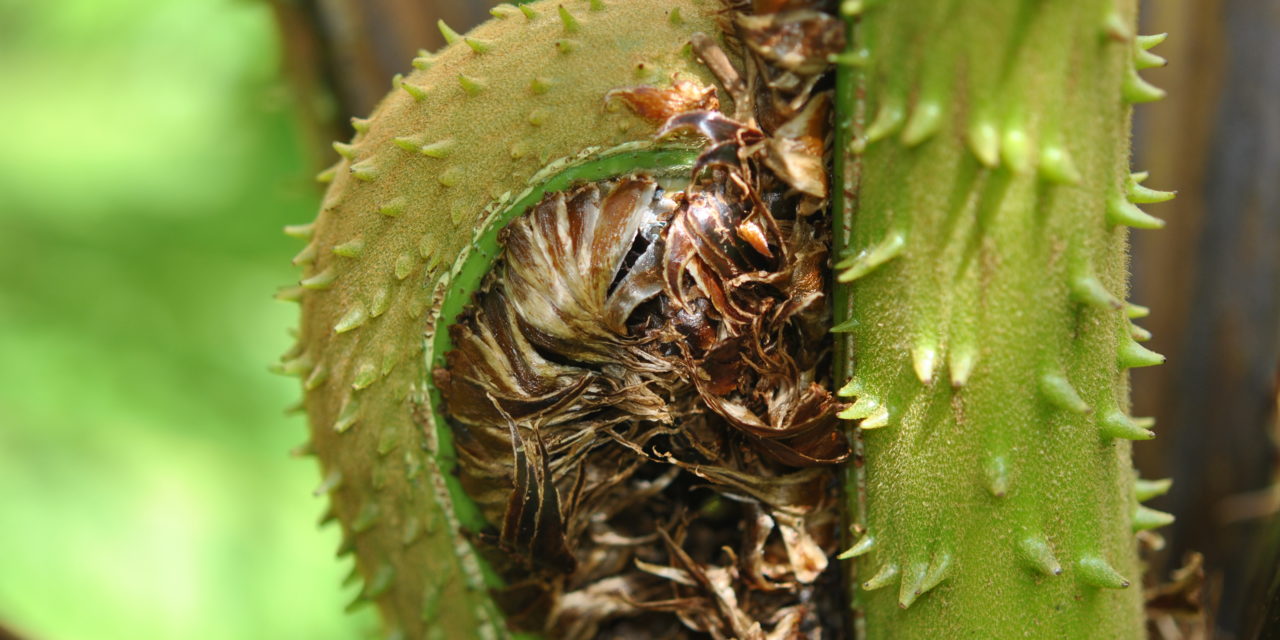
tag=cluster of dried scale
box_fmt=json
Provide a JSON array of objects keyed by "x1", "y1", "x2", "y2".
[{"x1": 434, "y1": 3, "x2": 848, "y2": 638}]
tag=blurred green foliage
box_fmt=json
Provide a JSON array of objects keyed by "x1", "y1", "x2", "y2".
[{"x1": 0, "y1": 0, "x2": 374, "y2": 637}]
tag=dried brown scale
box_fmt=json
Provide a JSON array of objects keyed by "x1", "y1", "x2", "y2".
[{"x1": 434, "y1": 1, "x2": 848, "y2": 637}]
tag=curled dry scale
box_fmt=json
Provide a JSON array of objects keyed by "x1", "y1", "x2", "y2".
[{"x1": 435, "y1": 5, "x2": 849, "y2": 638}]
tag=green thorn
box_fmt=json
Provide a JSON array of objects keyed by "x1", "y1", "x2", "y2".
[
  {"x1": 838, "y1": 534, "x2": 875, "y2": 559},
  {"x1": 1076, "y1": 556, "x2": 1130, "y2": 589},
  {"x1": 1119, "y1": 338, "x2": 1165, "y2": 368},
  {"x1": 352, "y1": 362, "x2": 378, "y2": 391},
  {"x1": 1070, "y1": 272, "x2": 1122, "y2": 310},
  {"x1": 1133, "y1": 505, "x2": 1176, "y2": 532},
  {"x1": 860, "y1": 405, "x2": 890, "y2": 430},
  {"x1": 1123, "y1": 67, "x2": 1166, "y2": 103},
  {"x1": 1131, "y1": 170, "x2": 1150, "y2": 183},
  {"x1": 412, "y1": 55, "x2": 435, "y2": 71},
  {"x1": 351, "y1": 501, "x2": 379, "y2": 533},
  {"x1": 395, "y1": 74, "x2": 426, "y2": 101},
  {"x1": 829, "y1": 49, "x2": 870, "y2": 67},
  {"x1": 332, "y1": 141, "x2": 355, "y2": 160},
  {"x1": 530, "y1": 76, "x2": 556, "y2": 95},
  {"x1": 1131, "y1": 322, "x2": 1152, "y2": 342},
  {"x1": 1128, "y1": 177, "x2": 1177, "y2": 203},
  {"x1": 668, "y1": 7, "x2": 683, "y2": 25},
  {"x1": 275, "y1": 286, "x2": 304, "y2": 303},
  {"x1": 394, "y1": 254, "x2": 416, "y2": 281},
  {"x1": 841, "y1": 0, "x2": 864, "y2": 17},
  {"x1": 341, "y1": 563, "x2": 362, "y2": 588},
  {"x1": 392, "y1": 136, "x2": 420, "y2": 152},
  {"x1": 984, "y1": 455, "x2": 1010, "y2": 498},
  {"x1": 1039, "y1": 145, "x2": 1082, "y2": 184},
  {"x1": 313, "y1": 469, "x2": 343, "y2": 496},
  {"x1": 1039, "y1": 371, "x2": 1091, "y2": 413},
  {"x1": 1127, "y1": 302, "x2": 1151, "y2": 318},
  {"x1": 438, "y1": 166, "x2": 464, "y2": 188},
  {"x1": 838, "y1": 394, "x2": 881, "y2": 421},
  {"x1": 378, "y1": 197, "x2": 405, "y2": 217},
  {"x1": 350, "y1": 117, "x2": 370, "y2": 133},
  {"x1": 835, "y1": 231, "x2": 906, "y2": 282},
  {"x1": 1103, "y1": 11, "x2": 1133, "y2": 42},
  {"x1": 836, "y1": 377, "x2": 864, "y2": 398},
  {"x1": 589, "y1": 0, "x2": 605, "y2": 10},
  {"x1": 332, "y1": 237, "x2": 364, "y2": 258},
  {"x1": 304, "y1": 365, "x2": 329, "y2": 391},
  {"x1": 315, "y1": 165, "x2": 337, "y2": 184},
  {"x1": 1100, "y1": 410, "x2": 1156, "y2": 440},
  {"x1": 335, "y1": 396, "x2": 360, "y2": 432},
  {"x1": 1135, "y1": 46, "x2": 1167, "y2": 70},
  {"x1": 1107, "y1": 194, "x2": 1165, "y2": 228},
  {"x1": 277, "y1": 354, "x2": 312, "y2": 378},
  {"x1": 911, "y1": 340, "x2": 938, "y2": 385},
  {"x1": 464, "y1": 37, "x2": 492, "y2": 54},
  {"x1": 283, "y1": 222, "x2": 315, "y2": 239},
  {"x1": 300, "y1": 268, "x2": 336, "y2": 290},
  {"x1": 528, "y1": 109, "x2": 550, "y2": 126},
  {"x1": 558, "y1": 6, "x2": 580, "y2": 32},
  {"x1": 864, "y1": 99, "x2": 905, "y2": 143},
  {"x1": 862, "y1": 563, "x2": 900, "y2": 591},
  {"x1": 1134, "y1": 416, "x2": 1156, "y2": 430},
  {"x1": 555, "y1": 38, "x2": 579, "y2": 54},
  {"x1": 335, "y1": 533, "x2": 355, "y2": 557},
  {"x1": 949, "y1": 343, "x2": 977, "y2": 388},
  {"x1": 898, "y1": 561, "x2": 930, "y2": 609},
  {"x1": 830, "y1": 316, "x2": 858, "y2": 332},
  {"x1": 379, "y1": 429, "x2": 401, "y2": 457},
  {"x1": 350, "y1": 160, "x2": 379, "y2": 182},
  {"x1": 901, "y1": 100, "x2": 943, "y2": 147},
  {"x1": 1000, "y1": 126, "x2": 1034, "y2": 174},
  {"x1": 316, "y1": 504, "x2": 336, "y2": 525},
  {"x1": 420, "y1": 139, "x2": 455, "y2": 158},
  {"x1": 920, "y1": 552, "x2": 953, "y2": 594},
  {"x1": 365, "y1": 564, "x2": 395, "y2": 599},
  {"x1": 1017, "y1": 536, "x2": 1063, "y2": 576},
  {"x1": 437, "y1": 19, "x2": 461, "y2": 45},
  {"x1": 457, "y1": 73, "x2": 486, "y2": 95},
  {"x1": 518, "y1": 4, "x2": 537, "y2": 19},
  {"x1": 489, "y1": 4, "x2": 513, "y2": 19},
  {"x1": 1135, "y1": 477, "x2": 1173, "y2": 501},
  {"x1": 967, "y1": 119, "x2": 1000, "y2": 168},
  {"x1": 1137, "y1": 33, "x2": 1168, "y2": 50},
  {"x1": 334, "y1": 305, "x2": 368, "y2": 334},
  {"x1": 369, "y1": 287, "x2": 390, "y2": 319},
  {"x1": 292, "y1": 242, "x2": 317, "y2": 266}
]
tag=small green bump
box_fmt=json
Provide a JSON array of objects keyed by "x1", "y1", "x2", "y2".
[
  {"x1": 1123, "y1": 67, "x2": 1166, "y2": 103},
  {"x1": 1127, "y1": 176, "x2": 1177, "y2": 203},
  {"x1": 829, "y1": 49, "x2": 869, "y2": 67},
  {"x1": 369, "y1": 287, "x2": 390, "y2": 319},
  {"x1": 411, "y1": 55, "x2": 435, "y2": 71},
  {"x1": 911, "y1": 340, "x2": 938, "y2": 385},
  {"x1": 332, "y1": 237, "x2": 365, "y2": 258},
  {"x1": 1137, "y1": 33, "x2": 1168, "y2": 50},
  {"x1": 335, "y1": 534, "x2": 355, "y2": 557},
  {"x1": 1039, "y1": 145, "x2": 1082, "y2": 184},
  {"x1": 530, "y1": 76, "x2": 556, "y2": 95},
  {"x1": 1119, "y1": 338, "x2": 1165, "y2": 368},
  {"x1": 378, "y1": 197, "x2": 405, "y2": 217},
  {"x1": 352, "y1": 362, "x2": 378, "y2": 391},
  {"x1": 898, "y1": 561, "x2": 929, "y2": 609},
  {"x1": 860, "y1": 405, "x2": 890, "y2": 430},
  {"x1": 276, "y1": 354, "x2": 312, "y2": 378},
  {"x1": 396, "y1": 74, "x2": 427, "y2": 102},
  {"x1": 1070, "y1": 272, "x2": 1122, "y2": 310},
  {"x1": 555, "y1": 39, "x2": 580, "y2": 54},
  {"x1": 300, "y1": 267, "x2": 336, "y2": 290},
  {"x1": 529, "y1": 109, "x2": 550, "y2": 126},
  {"x1": 1039, "y1": 370, "x2": 1091, "y2": 413},
  {"x1": 316, "y1": 504, "x2": 335, "y2": 525},
  {"x1": 920, "y1": 552, "x2": 953, "y2": 593},
  {"x1": 275, "y1": 286, "x2": 304, "y2": 303},
  {"x1": 332, "y1": 141, "x2": 356, "y2": 160},
  {"x1": 1135, "y1": 46, "x2": 1167, "y2": 70},
  {"x1": 1106, "y1": 194, "x2": 1165, "y2": 229},
  {"x1": 901, "y1": 100, "x2": 943, "y2": 147},
  {"x1": 949, "y1": 344, "x2": 977, "y2": 388},
  {"x1": 1102, "y1": 11, "x2": 1133, "y2": 42},
  {"x1": 351, "y1": 500, "x2": 379, "y2": 533},
  {"x1": 392, "y1": 136, "x2": 421, "y2": 152},
  {"x1": 864, "y1": 99, "x2": 905, "y2": 143},
  {"x1": 1000, "y1": 127, "x2": 1034, "y2": 174},
  {"x1": 967, "y1": 120, "x2": 1000, "y2": 168},
  {"x1": 363, "y1": 564, "x2": 394, "y2": 599},
  {"x1": 464, "y1": 37, "x2": 492, "y2": 54},
  {"x1": 983, "y1": 455, "x2": 1010, "y2": 498},
  {"x1": 840, "y1": 0, "x2": 864, "y2": 16},
  {"x1": 457, "y1": 74, "x2": 486, "y2": 95},
  {"x1": 1127, "y1": 302, "x2": 1151, "y2": 319},
  {"x1": 668, "y1": 7, "x2": 684, "y2": 25},
  {"x1": 831, "y1": 316, "x2": 858, "y2": 332},
  {"x1": 1100, "y1": 410, "x2": 1156, "y2": 440},
  {"x1": 838, "y1": 533, "x2": 875, "y2": 559},
  {"x1": 313, "y1": 469, "x2": 343, "y2": 496},
  {"x1": 862, "y1": 563, "x2": 900, "y2": 591},
  {"x1": 835, "y1": 231, "x2": 906, "y2": 282},
  {"x1": 335, "y1": 304, "x2": 368, "y2": 334},
  {"x1": 292, "y1": 242, "x2": 317, "y2": 266},
  {"x1": 379, "y1": 429, "x2": 401, "y2": 458},
  {"x1": 838, "y1": 394, "x2": 881, "y2": 421},
  {"x1": 1131, "y1": 322, "x2": 1152, "y2": 342},
  {"x1": 836, "y1": 377, "x2": 864, "y2": 398},
  {"x1": 438, "y1": 166, "x2": 465, "y2": 187},
  {"x1": 418, "y1": 235, "x2": 434, "y2": 260},
  {"x1": 1133, "y1": 505, "x2": 1176, "y2": 532},
  {"x1": 350, "y1": 160, "x2": 380, "y2": 182},
  {"x1": 518, "y1": 4, "x2": 537, "y2": 19},
  {"x1": 558, "y1": 5, "x2": 580, "y2": 32},
  {"x1": 350, "y1": 117, "x2": 371, "y2": 133},
  {"x1": 510, "y1": 140, "x2": 533, "y2": 159},
  {"x1": 437, "y1": 19, "x2": 461, "y2": 45},
  {"x1": 1017, "y1": 536, "x2": 1063, "y2": 576},
  {"x1": 420, "y1": 139, "x2": 455, "y2": 158},
  {"x1": 283, "y1": 222, "x2": 315, "y2": 239},
  {"x1": 394, "y1": 254, "x2": 416, "y2": 280},
  {"x1": 334, "y1": 397, "x2": 360, "y2": 433},
  {"x1": 341, "y1": 563, "x2": 362, "y2": 588},
  {"x1": 304, "y1": 364, "x2": 329, "y2": 391},
  {"x1": 315, "y1": 165, "x2": 337, "y2": 184},
  {"x1": 589, "y1": 0, "x2": 605, "y2": 10},
  {"x1": 1076, "y1": 555, "x2": 1130, "y2": 589},
  {"x1": 1135, "y1": 477, "x2": 1173, "y2": 501}
]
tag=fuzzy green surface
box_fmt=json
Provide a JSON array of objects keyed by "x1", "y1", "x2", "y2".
[{"x1": 836, "y1": 1, "x2": 1159, "y2": 637}]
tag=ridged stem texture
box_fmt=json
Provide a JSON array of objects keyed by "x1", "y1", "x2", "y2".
[{"x1": 832, "y1": 0, "x2": 1171, "y2": 636}]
